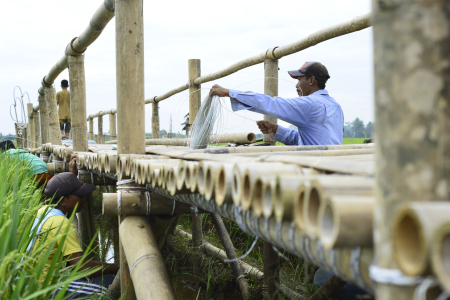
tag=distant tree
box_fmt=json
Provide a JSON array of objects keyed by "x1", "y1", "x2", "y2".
[
  {"x1": 344, "y1": 118, "x2": 373, "y2": 138},
  {"x1": 160, "y1": 129, "x2": 167, "y2": 136},
  {"x1": 365, "y1": 122, "x2": 374, "y2": 138},
  {"x1": 352, "y1": 118, "x2": 365, "y2": 138}
]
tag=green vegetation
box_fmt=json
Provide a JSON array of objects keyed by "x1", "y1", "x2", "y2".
[
  {"x1": 343, "y1": 138, "x2": 367, "y2": 144},
  {"x1": 0, "y1": 153, "x2": 98, "y2": 299}
]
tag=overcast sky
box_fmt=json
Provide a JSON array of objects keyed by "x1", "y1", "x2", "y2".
[{"x1": 0, "y1": 0, "x2": 372, "y2": 138}]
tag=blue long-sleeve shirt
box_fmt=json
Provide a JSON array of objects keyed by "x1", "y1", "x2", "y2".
[{"x1": 228, "y1": 89, "x2": 344, "y2": 146}]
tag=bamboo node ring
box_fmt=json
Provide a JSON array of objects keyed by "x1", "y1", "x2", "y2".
[
  {"x1": 129, "y1": 253, "x2": 163, "y2": 275},
  {"x1": 271, "y1": 46, "x2": 280, "y2": 59},
  {"x1": 369, "y1": 265, "x2": 424, "y2": 286},
  {"x1": 69, "y1": 37, "x2": 86, "y2": 54}
]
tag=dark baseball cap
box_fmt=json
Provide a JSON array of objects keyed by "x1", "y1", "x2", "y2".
[
  {"x1": 44, "y1": 172, "x2": 94, "y2": 199},
  {"x1": 288, "y1": 61, "x2": 330, "y2": 83},
  {"x1": 61, "y1": 80, "x2": 69, "y2": 87}
]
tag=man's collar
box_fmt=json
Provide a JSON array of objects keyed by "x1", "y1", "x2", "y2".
[{"x1": 312, "y1": 89, "x2": 328, "y2": 95}]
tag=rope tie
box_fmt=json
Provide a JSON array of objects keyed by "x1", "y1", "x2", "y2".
[
  {"x1": 224, "y1": 236, "x2": 258, "y2": 263},
  {"x1": 145, "y1": 191, "x2": 151, "y2": 215},
  {"x1": 171, "y1": 199, "x2": 176, "y2": 216},
  {"x1": 129, "y1": 253, "x2": 162, "y2": 275},
  {"x1": 117, "y1": 191, "x2": 122, "y2": 215}
]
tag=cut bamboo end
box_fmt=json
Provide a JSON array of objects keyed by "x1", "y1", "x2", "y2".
[
  {"x1": 304, "y1": 181, "x2": 322, "y2": 237},
  {"x1": 204, "y1": 163, "x2": 222, "y2": 201},
  {"x1": 393, "y1": 203, "x2": 450, "y2": 277},
  {"x1": 432, "y1": 222, "x2": 450, "y2": 294},
  {"x1": 152, "y1": 169, "x2": 161, "y2": 188},
  {"x1": 293, "y1": 184, "x2": 309, "y2": 232},
  {"x1": 215, "y1": 164, "x2": 234, "y2": 206},
  {"x1": 197, "y1": 162, "x2": 207, "y2": 195},
  {"x1": 189, "y1": 163, "x2": 199, "y2": 193},
  {"x1": 273, "y1": 175, "x2": 308, "y2": 222},
  {"x1": 319, "y1": 195, "x2": 374, "y2": 249},
  {"x1": 176, "y1": 161, "x2": 186, "y2": 190},
  {"x1": 251, "y1": 177, "x2": 265, "y2": 217}
]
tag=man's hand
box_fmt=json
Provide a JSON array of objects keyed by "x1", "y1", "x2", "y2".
[
  {"x1": 209, "y1": 84, "x2": 230, "y2": 97},
  {"x1": 69, "y1": 153, "x2": 78, "y2": 176},
  {"x1": 256, "y1": 120, "x2": 278, "y2": 134}
]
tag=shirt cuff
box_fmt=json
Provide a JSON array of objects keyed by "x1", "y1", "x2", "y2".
[
  {"x1": 274, "y1": 125, "x2": 288, "y2": 142},
  {"x1": 229, "y1": 89, "x2": 240, "y2": 98}
]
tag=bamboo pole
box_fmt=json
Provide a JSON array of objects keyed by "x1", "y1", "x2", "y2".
[
  {"x1": 38, "y1": 93, "x2": 49, "y2": 144},
  {"x1": 110, "y1": 113, "x2": 117, "y2": 140},
  {"x1": 34, "y1": 111, "x2": 41, "y2": 146},
  {"x1": 119, "y1": 216, "x2": 176, "y2": 299},
  {"x1": 392, "y1": 203, "x2": 450, "y2": 277},
  {"x1": 144, "y1": 13, "x2": 371, "y2": 104},
  {"x1": 264, "y1": 241, "x2": 280, "y2": 300},
  {"x1": 192, "y1": 210, "x2": 203, "y2": 275},
  {"x1": 107, "y1": 133, "x2": 257, "y2": 145},
  {"x1": 215, "y1": 163, "x2": 235, "y2": 205},
  {"x1": 68, "y1": 55, "x2": 88, "y2": 152},
  {"x1": 372, "y1": 0, "x2": 450, "y2": 298},
  {"x1": 102, "y1": 192, "x2": 202, "y2": 215},
  {"x1": 308, "y1": 275, "x2": 347, "y2": 300},
  {"x1": 27, "y1": 103, "x2": 35, "y2": 148},
  {"x1": 44, "y1": 85, "x2": 62, "y2": 146},
  {"x1": 89, "y1": 118, "x2": 94, "y2": 141},
  {"x1": 152, "y1": 102, "x2": 159, "y2": 139},
  {"x1": 106, "y1": 271, "x2": 121, "y2": 300},
  {"x1": 210, "y1": 212, "x2": 250, "y2": 299},
  {"x1": 432, "y1": 221, "x2": 450, "y2": 294},
  {"x1": 98, "y1": 115, "x2": 104, "y2": 144},
  {"x1": 263, "y1": 58, "x2": 278, "y2": 145},
  {"x1": 189, "y1": 59, "x2": 201, "y2": 126},
  {"x1": 115, "y1": 0, "x2": 146, "y2": 297},
  {"x1": 319, "y1": 195, "x2": 374, "y2": 249}
]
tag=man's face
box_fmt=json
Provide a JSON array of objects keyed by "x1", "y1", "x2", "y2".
[
  {"x1": 64, "y1": 194, "x2": 85, "y2": 213},
  {"x1": 296, "y1": 76, "x2": 308, "y2": 97}
]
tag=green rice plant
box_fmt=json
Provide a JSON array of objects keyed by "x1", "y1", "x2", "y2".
[{"x1": 0, "y1": 152, "x2": 99, "y2": 299}]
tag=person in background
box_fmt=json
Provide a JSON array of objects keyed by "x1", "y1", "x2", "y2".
[
  {"x1": 1, "y1": 139, "x2": 53, "y2": 191},
  {"x1": 57, "y1": 79, "x2": 71, "y2": 140},
  {"x1": 209, "y1": 61, "x2": 344, "y2": 146},
  {"x1": 30, "y1": 157, "x2": 119, "y2": 299}
]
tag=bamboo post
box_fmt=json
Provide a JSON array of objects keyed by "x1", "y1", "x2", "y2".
[
  {"x1": 89, "y1": 118, "x2": 94, "y2": 141},
  {"x1": 115, "y1": 0, "x2": 146, "y2": 298},
  {"x1": 68, "y1": 55, "x2": 88, "y2": 152},
  {"x1": 152, "y1": 102, "x2": 159, "y2": 139},
  {"x1": 373, "y1": 0, "x2": 450, "y2": 298},
  {"x1": 38, "y1": 93, "x2": 49, "y2": 144},
  {"x1": 264, "y1": 241, "x2": 280, "y2": 300},
  {"x1": 263, "y1": 58, "x2": 278, "y2": 145},
  {"x1": 34, "y1": 111, "x2": 41, "y2": 146},
  {"x1": 188, "y1": 59, "x2": 201, "y2": 126},
  {"x1": 98, "y1": 114, "x2": 104, "y2": 144},
  {"x1": 119, "y1": 216, "x2": 176, "y2": 299},
  {"x1": 44, "y1": 85, "x2": 62, "y2": 145},
  {"x1": 210, "y1": 212, "x2": 250, "y2": 299},
  {"x1": 27, "y1": 103, "x2": 35, "y2": 148},
  {"x1": 192, "y1": 210, "x2": 203, "y2": 274},
  {"x1": 110, "y1": 113, "x2": 117, "y2": 141}
]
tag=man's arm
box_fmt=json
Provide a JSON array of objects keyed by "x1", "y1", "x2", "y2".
[
  {"x1": 65, "y1": 252, "x2": 119, "y2": 277},
  {"x1": 209, "y1": 85, "x2": 311, "y2": 128}
]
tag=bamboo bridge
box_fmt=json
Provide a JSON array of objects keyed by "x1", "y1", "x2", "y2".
[{"x1": 14, "y1": 0, "x2": 450, "y2": 299}]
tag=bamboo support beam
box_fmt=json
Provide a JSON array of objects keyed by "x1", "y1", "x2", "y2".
[
  {"x1": 152, "y1": 102, "x2": 159, "y2": 139},
  {"x1": 119, "y1": 216, "x2": 176, "y2": 299},
  {"x1": 102, "y1": 192, "x2": 205, "y2": 215},
  {"x1": 373, "y1": 0, "x2": 450, "y2": 298},
  {"x1": 264, "y1": 241, "x2": 280, "y2": 300},
  {"x1": 98, "y1": 115, "x2": 104, "y2": 144},
  {"x1": 34, "y1": 111, "x2": 41, "y2": 146},
  {"x1": 144, "y1": 13, "x2": 371, "y2": 104},
  {"x1": 106, "y1": 271, "x2": 121, "y2": 300},
  {"x1": 68, "y1": 55, "x2": 88, "y2": 152},
  {"x1": 45, "y1": 86, "x2": 61, "y2": 146},
  {"x1": 188, "y1": 59, "x2": 201, "y2": 125},
  {"x1": 210, "y1": 212, "x2": 250, "y2": 299},
  {"x1": 27, "y1": 103, "x2": 35, "y2": 148},
  {"x1": 38, "y1": 93, "x2": 49, "y2": 144},
  {"x1": 89, "y1": 118, "x2": 94, "y2": 141},
  {"x1": 263, "y1": 58, "x2": 278, "y2": 145},
  {"x1": 110, "y1": 113, "x2": 117, "y2": 140}
]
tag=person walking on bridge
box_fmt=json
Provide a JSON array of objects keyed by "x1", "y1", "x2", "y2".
[
  {"x1": 57, "y1": 79, "x2": 71, "y2": 140},
  {"x1": 209, "y1": 61, "x2": 344, "y2": 146}
]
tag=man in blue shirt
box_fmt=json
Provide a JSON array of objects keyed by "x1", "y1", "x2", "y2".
[{"x1": 209, "y1": 61, "x2": 344, "y2": 146}]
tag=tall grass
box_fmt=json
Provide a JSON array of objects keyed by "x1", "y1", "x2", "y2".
[{"x1": 0, "y1": 153, "x2": 98, "y2": 299}]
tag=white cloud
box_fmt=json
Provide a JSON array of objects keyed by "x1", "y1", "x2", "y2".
[{"x1": 0, "y1": 0, "x2": 373, "y2": 138}]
